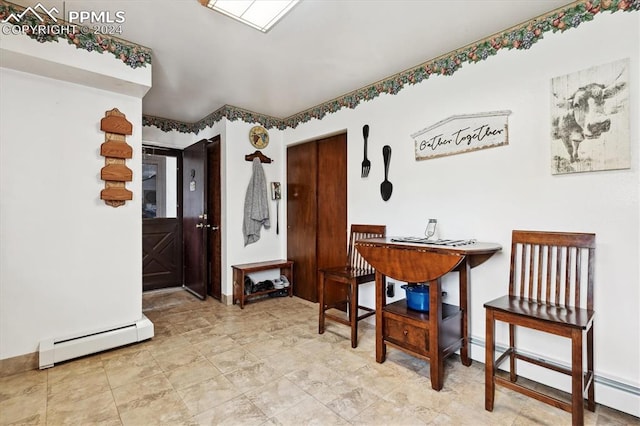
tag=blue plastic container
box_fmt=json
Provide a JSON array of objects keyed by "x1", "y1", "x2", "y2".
[{"x1": 401, "y1": 284, "x2": 430, "y2": 312}]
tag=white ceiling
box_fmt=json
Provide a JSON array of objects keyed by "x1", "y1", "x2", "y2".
[{"x1": 26, "y1": 0, "x2": 573, "y2": 123}]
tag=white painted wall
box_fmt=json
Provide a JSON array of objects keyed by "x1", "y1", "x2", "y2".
[
  {"x1": 219, "y1": 121, "x2": 285, "y2": 289},
  {"x1": 1, "y1": 32, "x2": 150, "y2": 98},
  {"x1": 0, "y1": 35, "x2": 151, "y2": 359},
  {"x1": 283, "y1": 11, "x2": 639, "y2": 415}
]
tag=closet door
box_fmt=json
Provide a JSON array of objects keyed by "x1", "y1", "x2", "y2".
[
  {"x1": 287, "y1": 134, "x2": 347, "y2": 303},
  {"x1": 316, "y1": 134, "x2": 347, "y2": 279},
  {"x1": 287, "y1": 141, "x2": 318, "y2": 301}
]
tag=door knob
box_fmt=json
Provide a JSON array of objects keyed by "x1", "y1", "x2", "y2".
[
  {"x1": 196, "y1": 223, "x2": 210, "y2": 229},
  {"x1": 211, "y1": 226, "x2": 220, "y2": 230}
]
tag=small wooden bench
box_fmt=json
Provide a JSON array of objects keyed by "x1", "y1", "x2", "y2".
[{"x1": 232, "y1": 259, "x2": 294, "y2": 309}]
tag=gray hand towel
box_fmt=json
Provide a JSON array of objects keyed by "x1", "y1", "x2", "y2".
[{"x1": 243, "y1": 157, "x2": 270, "y2": 245}]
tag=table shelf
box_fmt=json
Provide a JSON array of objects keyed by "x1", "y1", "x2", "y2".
[{"x1": 383, "y1": 299, "x2": 460, "y2": 320}]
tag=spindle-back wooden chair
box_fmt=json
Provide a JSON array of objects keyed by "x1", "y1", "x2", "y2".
[
  {"x1": 484, "y1": 230, "x2": 596, "y2": 426},
  {"x1": 318, "y1": 224, "x2": 386, "y2": 348}
]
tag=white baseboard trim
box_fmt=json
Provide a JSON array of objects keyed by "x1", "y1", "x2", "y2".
[{"x1": 221, "y1": 293, "x2": 233, "y2": 306}]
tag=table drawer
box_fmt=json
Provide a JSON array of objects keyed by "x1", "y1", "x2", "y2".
[{"x1": 384, "y1": 316, "x2": 429, "y2": 353}]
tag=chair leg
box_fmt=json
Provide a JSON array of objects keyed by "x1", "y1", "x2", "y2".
[
  {"x1": 318, "y1": 271, "x2": 326, "y2": 335},
  {"x1": 350, "y1": 279, "x2": 358, "y2": 348},
  {"x1": 509, "y1": 323, "x2": 517, "y2": 382},
  {"x1": 571, "y1": 329, "x2": 585, "y2": 426},
  {"x1": 587, "y1": 325, "x2": 595, "y2": 412},
  {"x1": 485, "y1": 309, "x2": 495, "y2": 411}
]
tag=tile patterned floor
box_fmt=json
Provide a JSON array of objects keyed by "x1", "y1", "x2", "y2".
[{"x1": 1, "y1": 288, "x2": 638, "y2": 425}]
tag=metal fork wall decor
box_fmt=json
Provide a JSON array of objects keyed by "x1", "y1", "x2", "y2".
[{"x1": 361, "y1": 124, "x2": 371, "y2": 178}]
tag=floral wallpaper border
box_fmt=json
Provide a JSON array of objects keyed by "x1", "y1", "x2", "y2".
[
  {"x1": 2, "y1": 0, "x2": 637, "y2": 133},
  {"x1": 283, "y1": 1, "x2": 638, "y2": 130},
  {"x1": 143, "y1": 105, "x2": 285, "y2": 133},
  {"x1": 0, "y1": 1, "x2": 151, "y2": 69}
]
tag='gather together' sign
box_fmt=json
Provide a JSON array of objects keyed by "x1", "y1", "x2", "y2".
[{"x1": 412, "y1": 110, "x2": 511, "y2": 161}]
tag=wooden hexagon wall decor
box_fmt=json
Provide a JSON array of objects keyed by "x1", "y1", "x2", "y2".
[{"x1": 99, "y1": 108, "x2": 133, "y2": 207}]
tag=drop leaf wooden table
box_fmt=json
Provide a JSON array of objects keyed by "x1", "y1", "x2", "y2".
[{"x1": 355, "y1": 237, "x2": 501, "y2": 390}]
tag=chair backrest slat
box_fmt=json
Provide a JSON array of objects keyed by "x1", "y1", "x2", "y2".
[
  {"x1": 564, "y1": 246, "x2": 571, "y2": 307},
  {"x1": 518, "y1": 245, "x2": 526, "y2": 298},
  {"x1": 348, "y1": 225, "x2": 386, "y2": 273},
  {"x1": 528, "y1": 244, "x2": 535, "y2": 300},
  {"x1": 554, "y1": 246, "x2": 562, "y2": 305},
  {"x1": 545, "y1": 245, "x2": 552, "y2": 302},
  {"x1": 508, "y1": 230, "x2": 595, "y2": 309},
  {"x1": 575, "y1": 248, "x2": 582, "y2": 307},
  {"x1": 536, "y1": 245, "x2": 543, "y2": 300}
]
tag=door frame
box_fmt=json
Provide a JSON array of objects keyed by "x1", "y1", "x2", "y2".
[
  {"x1": 207, "y1": 136, "x2": 222, "y2": 300},
  {"x1": 141, "y1": 139, "x2": 221, "y2": 301},
  {"x1": 141, "y1": 146, "x2": 184, "y2": 292}
]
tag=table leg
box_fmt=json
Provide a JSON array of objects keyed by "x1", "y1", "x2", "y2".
[
  {"x1": 459, "y1": 258, "x2": 471, "y2": 366},
  {"x1": 375, "y1": 271, "x2": 386, "y2": 363},
  {"x1": 429, "y1": 278, "x2": 444, "y2": 390}
]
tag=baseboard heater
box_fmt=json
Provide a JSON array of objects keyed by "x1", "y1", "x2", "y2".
[{"x1": 38, "y1": 315, "x2": 154, "y2": 369}]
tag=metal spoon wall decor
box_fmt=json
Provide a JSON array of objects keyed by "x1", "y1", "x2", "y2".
[{"x1": 381, "y1": 145, "x2": 393, "y2": 201}]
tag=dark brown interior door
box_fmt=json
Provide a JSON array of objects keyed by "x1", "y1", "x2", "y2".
[
  {"x1": 207, "y1": 137, "x2": 222, "y2": 299},
  {"x1": 287, "y1": 141, "x2": 318, "y2": 302},
  {"x1": 183, "y1": 139, "x2": 209, "y2": 299}
]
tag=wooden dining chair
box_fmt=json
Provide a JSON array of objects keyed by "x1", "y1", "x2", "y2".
[
  {"x1": 318, "y1": 224, "x2": 386, "y2": 348},
  {"x1": 484, "y1": 230, "x2": 596, "y2": 426}
]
